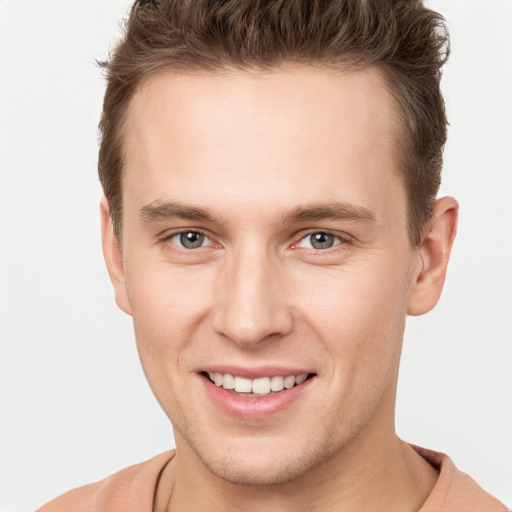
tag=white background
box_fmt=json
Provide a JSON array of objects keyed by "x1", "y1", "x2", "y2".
[{"x1": 0, "y1": 0, "x2": 511, "y2": 510}]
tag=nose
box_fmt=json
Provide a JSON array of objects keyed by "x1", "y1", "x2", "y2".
[{"x1": 212, "y1": 246, "x2": 294, "y2": 348}]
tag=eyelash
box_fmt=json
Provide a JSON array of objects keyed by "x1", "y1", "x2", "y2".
[
  {"x1": 161, "y1": 230, "x2": 215, "y2": 250},
  {"x1": 294, "y1": 230, "x2": 351, "y2": 251},
  {"x1": 160, "y1": 229, "x2": 352, "y2": 252}
]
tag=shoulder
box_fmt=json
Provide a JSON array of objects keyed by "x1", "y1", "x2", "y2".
[
  {"x1": 37, "y1": 451, "x2": 175, "y2": 512},
  {"x1": 414, "y1": 446, "x2": 509, "y2": 512}
]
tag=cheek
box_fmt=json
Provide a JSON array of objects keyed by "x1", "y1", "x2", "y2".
[
  {"x1": 125, "y1": 259, "x2": 212, "y2": 340},
  {"x1": 122, "y1": 259, "x2": 214, "y2": 396},
  {"x1": 297, "y1": 257, "x2": 411, "y2": 381},
  {"x1": 124, "y1": 265, "x2": 212, "y2": 426},
  {"x1": 303, "y1": 263, "x2": 411, "y2": 436}
]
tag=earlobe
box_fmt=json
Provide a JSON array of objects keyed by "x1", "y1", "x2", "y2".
[
  {"x1": 407, "y1": 197, "x2": 459, "y2": 316},
  {"x1": 100, "y1": 199, "x2": 132, "y2": 316}
]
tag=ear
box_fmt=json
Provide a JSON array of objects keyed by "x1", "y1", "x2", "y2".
[
  {"x1": 100, "y1": 198, "x2": 132, "y2": 315},
  {"x1": 407, "y1": 196, "x2": 459, "y2": 316}
]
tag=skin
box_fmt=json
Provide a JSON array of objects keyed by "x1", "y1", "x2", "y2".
[{"x1": 101, "y1": 66, "x2": 458, "y2": 511}]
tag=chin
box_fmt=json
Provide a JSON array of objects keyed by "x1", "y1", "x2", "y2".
[
  {"x1": 183, "y1": 431, "x2": 338, "y2": 487},
  {"x1": 201, "y1": 452, "x2": 315, "y2": 486}
]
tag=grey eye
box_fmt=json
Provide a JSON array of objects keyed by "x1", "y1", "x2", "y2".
[
  {"x1": 298, "y1": 232, "x2": 340, "y2": 250},
  {"x1": 310, "y1": 232, "x2": 335, "y2": 249},
  {"x1": 178, "y1": 231, "x2": 206, "y2": 249}
]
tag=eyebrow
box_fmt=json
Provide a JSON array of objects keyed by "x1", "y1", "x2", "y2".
[
  {"x1": 139, "y1": 200, "x2": 376, "y2": 225},
  {"x1": 280, "y1": 202, "x2": 376, "y2": 224},
  {"x1": 139, "y1": 201, "x2": 219, "y2": 223}
]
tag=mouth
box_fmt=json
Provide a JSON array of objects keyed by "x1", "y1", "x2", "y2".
[
  {"x1": 202, "y1": 371, "x2": 315, "y2": 397},
  {"x1": 199, "y1": 369, "x2": 317, "y2": 419}
]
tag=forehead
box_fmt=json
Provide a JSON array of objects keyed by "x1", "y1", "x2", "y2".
[{"x1": 122, "y1": 66, "x2": 406, "y2": 228}]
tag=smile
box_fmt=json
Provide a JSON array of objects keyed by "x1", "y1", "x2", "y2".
[
  {"x1": 200, "y1": 369, "x2": 317, "y2": 419},
  {"x1": 207, "y1": 372, "x2": 310, "y2": 396}
]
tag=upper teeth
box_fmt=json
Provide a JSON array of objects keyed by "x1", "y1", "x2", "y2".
[{"x1": 208, "y1": 372, "x2": 309, "y2": 395}]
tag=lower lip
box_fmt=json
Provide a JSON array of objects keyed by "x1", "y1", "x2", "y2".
[{"x1": 200, "y1": 374, "x2": 315, "y2": 420}]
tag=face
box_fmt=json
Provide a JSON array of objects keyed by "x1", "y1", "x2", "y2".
[{"x1": 111, "y1": 67, "x2": 423, "y2": 485}]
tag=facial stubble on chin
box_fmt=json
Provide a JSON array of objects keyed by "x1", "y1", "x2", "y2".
[{"x1": 172, "y1": 412, "x2": 364, "y2": 487}]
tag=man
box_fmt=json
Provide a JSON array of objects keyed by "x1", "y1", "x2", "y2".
[{"x1": 39, "y1": 0, "x2": 508, "y2": 510}]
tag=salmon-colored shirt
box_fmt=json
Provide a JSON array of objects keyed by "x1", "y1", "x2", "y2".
[{"x1": 38, "y1": 447, "x2": 508, "y2": 512}]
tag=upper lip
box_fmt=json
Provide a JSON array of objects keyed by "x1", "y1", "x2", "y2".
[{"x1": 199, "y1": 365, "x2": 315, "y2": 379}]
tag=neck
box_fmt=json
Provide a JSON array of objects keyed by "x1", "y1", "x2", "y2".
[{"x1": 156, "y1": 428, "x2": 438, "y2": 512}]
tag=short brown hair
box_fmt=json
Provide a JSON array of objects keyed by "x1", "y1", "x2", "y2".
[{"x1": 99, "y1": 0, "x2": 449, "y2": 245}]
